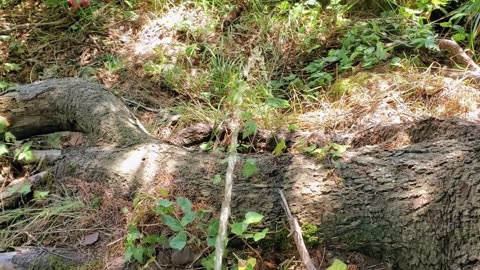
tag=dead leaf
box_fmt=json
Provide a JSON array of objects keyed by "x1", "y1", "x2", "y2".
[
  {"x1": 66, "y1": 132, "x2": 85, "y2": 147},
  {"x1": 80, "y1": 231, "x2": 99, "y2": 246}
]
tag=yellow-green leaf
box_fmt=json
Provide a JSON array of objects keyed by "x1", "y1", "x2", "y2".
[{"x1": 326, "y1": 259, "x2": 347, "y2": 270}]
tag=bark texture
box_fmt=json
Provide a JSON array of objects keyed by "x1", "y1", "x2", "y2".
[{"x1": 1, "y1": 78, "x2": 480, "y2": 269}]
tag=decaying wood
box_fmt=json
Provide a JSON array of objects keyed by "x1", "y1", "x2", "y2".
[
  {"x1": 0, "y1": 247, "x2": 87, "y2": 270},
  {"x1": 166, "y1": 122, "x2": 331, "y2": 151},
  {"x1": 1, "y1": 78, "x2": 480, "y2": 269},
  {"x1": 220, "y1": 0, "x2": 247, "y2": 30}
]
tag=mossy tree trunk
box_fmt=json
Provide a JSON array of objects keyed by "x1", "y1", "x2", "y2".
[{"x1": 1, "y1": 78, "x2": 479, "y2": 269}]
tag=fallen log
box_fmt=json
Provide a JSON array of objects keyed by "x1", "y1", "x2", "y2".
[{"x1": 1, "y1": 78, "x2": 480, "y2": 269}]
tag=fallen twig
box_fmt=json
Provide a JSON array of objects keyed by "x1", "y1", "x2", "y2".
[
  {"x1": 438, "y1": 38, "x2": 480, "y2": 82},
  {"x1": 121, "y1": 97, "x2": 181, "y2": 123},
  {"x1": 0, "y1": 19, "x2": 70, "y2": 34},
  {"x1": 277, "y1": 188, "x2": 316, "y2": 270},
  {"x1": 214, "y1": 120, "x2": 240, "y2": 270}
]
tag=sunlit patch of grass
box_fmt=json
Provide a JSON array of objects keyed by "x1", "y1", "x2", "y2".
[{"x1": 296, "y1": 70, "x2": 480, "y2": 134}]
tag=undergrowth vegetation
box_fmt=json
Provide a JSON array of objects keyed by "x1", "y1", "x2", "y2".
[{"x1": 1, "y1": 0, "x2": 480, "y2": 269}]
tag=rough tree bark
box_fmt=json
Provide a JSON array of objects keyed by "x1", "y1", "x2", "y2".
[{"x1": 1, "y1": 78, "x2": 479, "y2": 270}]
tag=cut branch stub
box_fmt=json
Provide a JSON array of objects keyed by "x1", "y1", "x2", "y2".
[{"x1": 0, "y1": 78, "x2": 150, "y2": 146}]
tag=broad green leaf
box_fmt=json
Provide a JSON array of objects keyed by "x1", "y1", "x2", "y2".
[
  {"x1": 5, "y1": 132, "x2": 15, "y2": 142},
  {"x1": 176, "y1": 197, "x2": 192, "y2": 213},
  {"x1": 143, "y1": 234, "x2": 167, "y2": 244},
  {"x1": 133, "y1": 246, "x2": 144, "y2": 263},
  {"x1": 201, "y1": 255, "x2": 215, "y2": 270},
  {"x1": 244, "y1": 212, "x2": 264, "y2": 224},
  {"x1": 288, "y1": 124, "x2": 298, "y2": 132},
  {"x1": 181, "y1": 211, "x2": 196, "y2": 227},
  {"x1": 240, "y1": 111, "x2": 253, "y2": 120},
  {"x1": 157, "y1": 199, "x2": 173, "y2": 208},
  {"x1": 273, "y1": 139, "x2": 286, "y2": 156},
  {"x1": 265, "y1": 97, "x2": 290, "y2": 108},
  {"x1": 323, "y1": 56, "x2": 339, "y2": 63},
  {"x1": 18, "y1": 150, "x2": 33, "y2": 161},
  {"x1": 326, "y1": 259, "x2": 347, "y2": 270},
  {"x1": 0, "y1": 144, "x2": 8, "y2": 156},
  {"x1": 452, "y1": 33, "x2": 466, "y2": 42},
  {"x1": 390, "y1": 57, "x2": 402, "y2": 67},
  {"x1": 161, "y1": 215, "x2": 183, "y2": 232},
  {"x1": 200, "y1": 142, "x2": 212, "y2": 151},
  {"x1": 302, "y1": 144, "x2": 317, "y2": 153},
  {"x1": 143, "y1": 246, "x2": 155, "y2": 258},
  {"x1": 207, "y1": 236, "x2": 216, "y2": 247},
  {"x1": 169, "y1": 231, "x2": 187, "y2": 250},
  {"x1": 231, "y1": 222, "x2": 248, "y2": 236},
  {"x1": 253, "y1": 228, "x2": 269, "y2": 241},
  {"x1": 242, "y1": 233, "x2": 254, "y2": 239},
  {"x1": 242, "y1": 159, "x2": 257, "y2": 178},
  {"x1": 156, "y1": 199, "x2": 173, "y2": 214},
  {"x1": 330, "y1": 143, "x2": 348, "y2": 158},
  {"x1": 239, "y1": 257, "x2": 257, "y2": 270},
  {"x1": 124, "y1": 246, "x2": 134, "y2": 262},
  {"x1": 6, "y1": 186, "x2": 18, "y2": 194},
  {"x1": 0, "y1": 116, "x2": 9, "y2": 132},
  {"x1": 242, "y1": 121, "x2": 257, "y2": 139},
  {"x1": 283, "y1": 74, "x2": 297, "y2": 81},
  {"x1": 304, "y1": 61, "x2": 323, "y2": 73},
  {"x1": 34, "y1": 190, "x2": 49, "y2": 200},
  {"x1": 3, "y1": 63, "x2": 21, "y2": 72},
  {"x1": 127, "y1": 225, "x2": 143, "y2": 241},
  {"x1": 18, "y1": 184, "x2": 31, "y2": 195},
  {"x1": 208, "y1": 219, "x2": 219, "y2": 237}
]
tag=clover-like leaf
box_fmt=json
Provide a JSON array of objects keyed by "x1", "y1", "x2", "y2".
[
  {"x1": 242, "y1": 159, "x2": 257, "y2": 178},
  {"x1": 169, "y1": 231, "x2": 187, "y2": 250},
  {"x1": 244, "y1": 212, "x2": 264, "y2": 224},
  {"x1": 176, "y1": 197, "x2": 192, "y2": 213},
  {"x1": 231, "y1": 222, "x2": 248, "y2": 236},
  {"x1": 162, "y1": 215, "x2": 183, "y2": 232},
  {"x1": 253, "y1": 228, "x2": 269, "y2": 241}
]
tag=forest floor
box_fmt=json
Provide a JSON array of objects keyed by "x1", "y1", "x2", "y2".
[{"x1": 1, "y1": 0, "x2": 479, "y2": 269}]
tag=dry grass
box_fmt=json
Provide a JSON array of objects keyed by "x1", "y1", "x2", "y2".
[{"x1": 298, "y1": 70, "x2": 480, "y2": 134}]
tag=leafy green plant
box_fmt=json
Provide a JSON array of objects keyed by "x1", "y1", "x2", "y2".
[
  {"x1": 103, "y1": 54, "x2": 123, "y2": 72},
  {"x1": 301, "y1": 223, "x2": 319, "y2": 247},
  {"x1": 242, "y1": 159, "x2": 257, "y2": 178},
  {"x1": 201, "y1": 211, "x2": 267, "y2": 270},
  {"x1": 124, "y1": 224, "x2": 167, "y2": 263},
  {"x1": 230, "y1": 212, "x2": 268, "y2": 242},
  {"x1": 124, "y1": 195, "x2": 217, "y2": 264},
  {"x1": 0, "y1": 81, "x2": 16, "y2": 92},
  {"x1": 302, "y1": 142, "x2": 349, "y2": 161},
  {"x1": 327, "y1": 259, "x2": 347, "y2": 270},
  {"x1": 156, "y1": 196, "x2": 197, "y2": 250},
  {"x1": 304, "y1": 15, "x2": 439, "y2": 89},
  {"x1": 124, "y1": 192, "x2": 268, "y2": 268},
  {"x1": 0, "y1": 116, "x2": 33, "y2": 162},
  {"x1": 1, "y1": 62, "x2": 21, "y2": 74}
]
